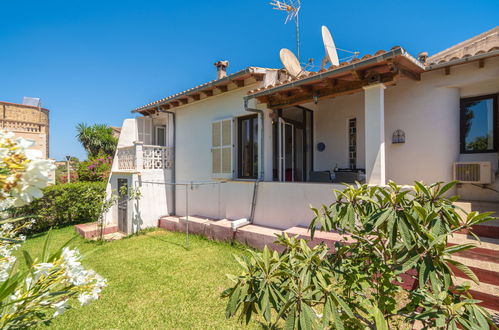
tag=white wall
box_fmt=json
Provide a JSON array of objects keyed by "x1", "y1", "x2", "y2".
[
  {"x1": 175, "y1": 83, "x2": 261, "y2": 183},
  {"x1": 174, "y1": 181, "x2": 341, "y2": 229},
  {"x1": 314, "y1": 94, "x2": 365, "y2": 171}
]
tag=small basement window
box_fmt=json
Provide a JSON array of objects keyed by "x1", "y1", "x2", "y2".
[{"x1": 460, "y1": 94, "x2": 498, "y2": 153}]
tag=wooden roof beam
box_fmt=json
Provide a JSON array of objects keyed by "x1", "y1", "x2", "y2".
[
  {"x1": 232, "y1": 79, "x2": 245, "y2": 88},
  {"x1": 201, "y1": 89, "x2": 213, "y2": 97},
  {"x1": 216, "y1": 85, "x2": 228, "y2": 93},
  {"x1": 179, "y1": 98, "x2": 188, "y2": 105},
  {"x1": 190, "y1": 94, "x2": 201, "y2": 101}
]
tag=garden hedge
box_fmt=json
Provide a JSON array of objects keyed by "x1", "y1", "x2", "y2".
[{"x1": 13, "y1": 182, "x2": 106, "y2": 233}]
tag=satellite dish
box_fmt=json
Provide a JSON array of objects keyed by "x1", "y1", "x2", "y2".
[
  {"x1": 280, "y1": 48, "x2": 303, "y2": 78},
  {"x1": 322, "y1": 26, "x2": 339, "y2": 67}
]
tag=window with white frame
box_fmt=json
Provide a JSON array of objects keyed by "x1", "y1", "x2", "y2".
[{"x1": 155, "y1": 125, "x2": 166, "y2": 146}]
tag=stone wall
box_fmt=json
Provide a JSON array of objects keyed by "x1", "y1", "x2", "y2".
[{"x1": 0, "y1": 102, "x2": 50, "y2": 158}]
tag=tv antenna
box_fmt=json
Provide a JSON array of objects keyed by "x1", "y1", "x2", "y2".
[{"x1": 270, "y1": 0, "x2": 302, "y2": 60}]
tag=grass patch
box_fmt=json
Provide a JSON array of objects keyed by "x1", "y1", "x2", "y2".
[{"x1": 19, "y1": 226, "x2": 259, "y2": 329}]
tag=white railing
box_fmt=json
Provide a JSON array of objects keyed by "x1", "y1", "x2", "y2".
[
  {"x1": 116, "y1": 143, "x2": 173, "y2": 171},
  {"x1": 116, "y1": 146, "x2": 136, "y2": 170}
]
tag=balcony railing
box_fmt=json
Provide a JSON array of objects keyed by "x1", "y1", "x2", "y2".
[
  {"x1": 0, "y1": 119, "x2": 45, "y2": 133},
  {"x1": 116, "y1": 143, "x2": 173, "y2": 171}
]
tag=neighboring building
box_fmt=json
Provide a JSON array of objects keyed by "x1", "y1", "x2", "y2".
[
  {"x1": 111, "y1": 126, "x2": 121, "y2": 139},
  {"x1": 0, "y1": 100, "x2": 50, "y2": 158},
  {"x1": 105, "y1": 26, "x2": 499, "y2": 234}
]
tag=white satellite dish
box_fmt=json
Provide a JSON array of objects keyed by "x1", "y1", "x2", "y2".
[
  {"x1": 322, "y1": 26, "x2": 339, "y2": 67},
  {"x1": 280, "y1": 48, "x2": 303, "y2": 78}
]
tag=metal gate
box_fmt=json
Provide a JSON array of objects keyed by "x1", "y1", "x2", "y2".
[{"x1": 117, "y1": 178, "x2": 128, "y2": 233}]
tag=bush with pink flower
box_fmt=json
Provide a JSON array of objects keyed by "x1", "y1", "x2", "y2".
[{"x1": 77, "y1": 154, "x2": 113, "y2": 182}]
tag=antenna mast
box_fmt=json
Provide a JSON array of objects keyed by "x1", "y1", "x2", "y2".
[{"x1": 270, "y1": 0, "x2": 302, "y2": 60}]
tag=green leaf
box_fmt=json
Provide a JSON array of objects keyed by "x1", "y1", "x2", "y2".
[
  {"x1": 446, "y1": 259, "x2": 480, "y2": 285},
  {"x1": 41, "y1": 229, "x2": 53, "y2": 262},
  {"x1": 444, "y1": 244, "x2": 475, "y2": 255},
  {"x1": 22, "y1": 250, "x2": 33, "y2": 269},
  {"x1": 299, "y1": 303, "x2": 316, "y2": 330},
  {"x1": 226, "y1": 284, "x2": 241, "y2": 318},
  {"x1": 330, "y1": 300, "x2": 344, "y2": 330},
  {"x1": 284, "y1": 306, "x2": 296, "y2": 330},
  {"x1": 372, "y1": 306, "x2": 388, "y2": 330}
]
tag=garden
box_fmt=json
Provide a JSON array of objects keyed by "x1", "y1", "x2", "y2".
[
  {"x1": 20, "y1": 226, "x2": 260, "y2": 329},
  {"x1": 0, "y1": 129, "x2": 497, "y2": 329}
]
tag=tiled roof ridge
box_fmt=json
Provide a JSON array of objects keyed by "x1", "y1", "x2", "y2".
[{"x1": 427, "y1": 26, "x2": 499, "y2": 65}]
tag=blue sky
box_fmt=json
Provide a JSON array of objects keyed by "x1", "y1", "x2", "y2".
[{"x1": 1, "y1": 0, "x2": 498, "y2": 160}]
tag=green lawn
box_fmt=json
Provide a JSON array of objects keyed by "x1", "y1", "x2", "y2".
[{"x1": 20, "y1": 226, "x2": 258, "y2": 329}]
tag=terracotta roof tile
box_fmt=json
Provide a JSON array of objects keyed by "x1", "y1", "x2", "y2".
[{"x1": 427, "y1": 26, "x2": 498, "y2": 65}]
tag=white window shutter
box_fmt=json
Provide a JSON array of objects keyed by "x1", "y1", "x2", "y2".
[
  {"x1": 212, "y1": 118, "x2": 233, "y2": 178},
  {"x1": 136, "y1": 117, "x2": 153, "y2": 144}
]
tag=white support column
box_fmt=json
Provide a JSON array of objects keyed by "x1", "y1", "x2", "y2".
[
  {"x1": 135, "y1": 141, "x2": 144, "y2": 171},
  {"x1": 363, "y1": 83, "x2": 386, "y2": 186}
]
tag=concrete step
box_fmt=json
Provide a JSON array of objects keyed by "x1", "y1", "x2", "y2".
[
  {"x1": 75, "y1": 222, "x2": 118, "y2": 239},
  {"x1": 454, "y1": 200, "x2": 499, "y2": 239},
  {"x1": 157, "y1": 216, "x2": 499, "y2": 312}
]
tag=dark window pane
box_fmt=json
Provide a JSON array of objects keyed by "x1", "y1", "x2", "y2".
[
  {"x1": 463, "y1": 98, "x2": 495, "y2": 152},
  {"x1": 238, "y1": 116, "x2": 258, "y2": 178}
]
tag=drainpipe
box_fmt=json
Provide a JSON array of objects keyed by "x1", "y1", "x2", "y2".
[
  {"x1": 157, "y1": 106, "x2": 176, "y2": 215},
  {"x1": 244, "y1": 98, "x2": 265, "y2": 225}
]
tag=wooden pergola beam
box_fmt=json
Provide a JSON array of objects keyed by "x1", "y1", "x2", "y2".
[{"x1": 267, "y1": 72, "x2": 397, "y2": 109}]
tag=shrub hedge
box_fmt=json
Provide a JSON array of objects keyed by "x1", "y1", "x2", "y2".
[{"x1": 13, "y1": 182, "x2": 106, "y2": 233}]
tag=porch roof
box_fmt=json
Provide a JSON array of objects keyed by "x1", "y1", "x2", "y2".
[
  {"x1": 245, "y1": 47, "x2": 425, "y2": 109},
  {"x1": 132, "y1": 67, "x2": 271, "y2": 115}
]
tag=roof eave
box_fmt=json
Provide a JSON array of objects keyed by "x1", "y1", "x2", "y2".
[
  {"x1": 132, "y1": 67, "x2": 268, "y2": 114},
  {"x1": 245, "y1": 48, "x2": 425, "y2": 100},
  {"x1": 427, "y1": 49, "x2": 499, "y2": 70}
]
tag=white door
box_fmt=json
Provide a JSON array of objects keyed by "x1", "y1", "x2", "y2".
[{"x1": 278, "y1": 118, "x2": 295, "y2": 182}]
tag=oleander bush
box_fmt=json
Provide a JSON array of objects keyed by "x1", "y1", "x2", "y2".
[
  {"x1": 12, "y1": 182, "x2": 106, "y2": 233},
  {"x1": 0, "y1": 130, "x2": 106, "y2": 328},
  {"x1": 222, "y1": 181, "x2": 497, "y2": 330}
]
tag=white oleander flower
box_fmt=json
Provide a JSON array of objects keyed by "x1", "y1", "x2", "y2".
[
  {"x1": 52, "y1": 299, "x2": 69, "y2": 317},
  {"x1": 34, "y1": 263, "x2": 54, "y2": 279}
]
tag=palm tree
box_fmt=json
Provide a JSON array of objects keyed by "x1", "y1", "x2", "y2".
[{"x1": 76, "y1": 123, "x2": 118, "y2": 158}]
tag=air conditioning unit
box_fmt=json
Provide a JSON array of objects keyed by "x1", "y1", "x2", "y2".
[{"x1": 453, "y1": 161, "x2": 493, "y2": 184}]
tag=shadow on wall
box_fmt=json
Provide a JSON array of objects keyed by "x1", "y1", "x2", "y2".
[{"x1": 132, "y1": 184, "x2": 144, "y2": 233}]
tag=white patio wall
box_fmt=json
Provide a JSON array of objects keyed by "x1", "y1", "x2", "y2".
[{"x1": 173, "y1": 181, "x2": 341, "y2": 229}]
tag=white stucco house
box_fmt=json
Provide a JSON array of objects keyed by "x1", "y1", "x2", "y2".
[{"x1": 105, "y1": 26, "x2": 499, "y2": 235}]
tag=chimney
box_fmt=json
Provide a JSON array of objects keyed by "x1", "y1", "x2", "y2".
[
  {"x1": 417, "y1": 51, "x2": 428, "y2": 63},
  {"x1": 214, "y1": 60, "x2": 229, "y2": 79}
]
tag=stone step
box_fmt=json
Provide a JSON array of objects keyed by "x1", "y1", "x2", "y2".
[
  {"x1": 454, "y1": 200, "x2": 499, "y2": 239},
  {"x1": 75, "y1": 223, "x2": 118, "y2": 239},
  {"x1": 157, "y1": 216, "x2": 499, "y2": 312}
]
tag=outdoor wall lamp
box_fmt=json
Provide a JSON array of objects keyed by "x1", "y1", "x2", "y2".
[{"x1": 313, "y1": 92, "x2": 320, "y2": 104}]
